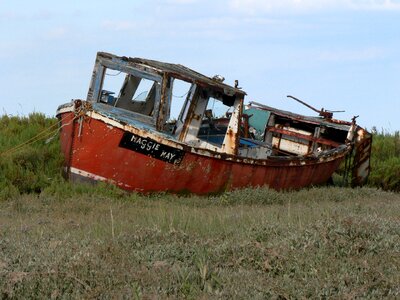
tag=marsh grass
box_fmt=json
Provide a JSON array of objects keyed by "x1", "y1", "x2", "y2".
[{"x1": 1, "y1": 187, "x2": 399, "y2": 298}]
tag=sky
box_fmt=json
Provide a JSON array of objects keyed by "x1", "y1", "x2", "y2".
[{"x1": 0, "y1": 0, "x2": 399, "y2": 131}]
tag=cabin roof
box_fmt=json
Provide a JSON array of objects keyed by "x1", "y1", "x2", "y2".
[{"x1": 98, "y1": 52, "x2": 246, "y2": 98}]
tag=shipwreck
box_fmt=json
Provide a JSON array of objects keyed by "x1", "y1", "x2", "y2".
[{"x1": 56, "y1": 52, "x2": 371, "y2": 194}]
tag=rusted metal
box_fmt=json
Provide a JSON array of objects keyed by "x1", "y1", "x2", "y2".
[
  {"x1": 287, "y1": 95, "x2": 331, "y2": 118},
  {"x1": 287, "y1": 95, "x2": 345, "y2": 119},
  {"x1": 56, "y1": 51, "x2": 370, "y2": 194},
  {"x1": 268, "y1": 126, "x2": 341, "y2": 148},
  {"x1": 156, "y1": 73, "x2": 170, "y2": 130},
  {"x1": 242, "y1": 113, "x2": 251, "y2": 138},
  {"x1": 221, "y1": 98, "x2": 242, "y2": 155},
  {"x1": 250, "y1": 101, "x2": 352, "y2": 129},
  {"x1": 351, "y1": 128, "x2": 372, "y2": 186},
  {"x1": 58, "y1": 108, "x2": 348, "y2": 193}
]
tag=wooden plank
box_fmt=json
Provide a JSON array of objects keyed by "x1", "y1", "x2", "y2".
[{"x1": 268, "y1": 126, "x2": 340, "y2": 148}]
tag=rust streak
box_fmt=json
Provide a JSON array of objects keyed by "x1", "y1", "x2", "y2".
[{"x1": 268, "y1": 126, "x2": 341, "y2": 148}]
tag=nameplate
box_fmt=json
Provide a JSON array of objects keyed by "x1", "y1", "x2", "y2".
[{"x1": 119, "y1": 132, "x2": 185, "y2": 165}]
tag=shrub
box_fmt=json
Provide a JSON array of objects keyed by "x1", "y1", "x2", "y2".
[
  {"x1": 369, "y1": 130, "x2": 400, "y2": 192},
  {"x1": 0, "y1": 114, "x2": 64, "y2": 199}
]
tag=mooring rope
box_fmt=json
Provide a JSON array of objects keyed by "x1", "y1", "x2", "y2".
[{"x1": 0, "y1": 113, "x2": 79, "y2": 157}]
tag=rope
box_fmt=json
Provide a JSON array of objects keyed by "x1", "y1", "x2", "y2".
[
  {"x1": 172, "y1": 91, "x2": 189, "y2": 99},
  {"x1": 105, "y1": 71, "x2": 122, "y2": 76},
  {"x1": 0, "y1": 113, "x2": 78, "y2": 157}
]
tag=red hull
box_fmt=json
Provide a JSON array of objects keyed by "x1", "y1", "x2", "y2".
[{"x1": 58, "y1": 111, "x2": 347, "y2": 194}]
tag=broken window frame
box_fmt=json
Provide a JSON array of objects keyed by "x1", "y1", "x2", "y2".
[
  {"x1": 86, "y1": 53, "x2": 244, "y2": 155},
  {"x1": 86, "y1": 57, "x2": 163, "y2": 126},
  {"x1": 175, "y1": 85, "x2": 243, "y2": 155}
]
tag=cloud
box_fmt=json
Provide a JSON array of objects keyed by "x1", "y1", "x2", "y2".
[
  {"x1": 318, "y1": 47, "x2": 386, "y2": 62},
  {"x1": 0, "y1": 10, "x2": 55, "y2": 22},
  {"x1": 165, "y1": 0, "x2": 198, "y2": 3},
  {"x1": 102, "y1": 20, "x2": 138, "y2": 31},
  {"x1": 100, "y1": 16, "x2": 276, "y2": 41},
  {"x1": 46, "y1": 27, "x2": 68, "y2": 39},
  {"x1": 230, "y1": 0, "x2": 400, "y2": 14}
]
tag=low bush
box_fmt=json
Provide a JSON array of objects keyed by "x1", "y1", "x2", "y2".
[
  {"x1": 0, "y1": 114, "x2": 63, "y2": 200},
  {"x1": 369, "y1": 129, "x2": 400, "y2": 191}
]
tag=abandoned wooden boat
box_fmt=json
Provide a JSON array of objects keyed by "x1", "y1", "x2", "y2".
[{"x1": 56, "y1": 52, "x2": 371, "y2": 194}]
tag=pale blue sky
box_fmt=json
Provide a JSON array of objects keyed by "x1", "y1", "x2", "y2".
[{"x1": 1, "y1": 0, "x2": 399, "y2": 130}]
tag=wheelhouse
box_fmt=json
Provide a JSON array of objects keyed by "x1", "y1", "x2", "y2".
[{"x1": 86, "y1": 52, "x2": 245, "y2": 155}]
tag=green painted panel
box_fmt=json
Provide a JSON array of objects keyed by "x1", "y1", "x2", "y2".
[{"x1": 243, "y1": 107, "x2": 270, "y2": 140}]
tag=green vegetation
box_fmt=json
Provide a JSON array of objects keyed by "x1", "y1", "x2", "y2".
[
  {"x1": 0, "y1": 114, "x2": 63, "y2": 200},
  {"x1": 369, "y1": 128, "x2": 400, "y2": 192},
  {"x1": 0, "y1": 114, "x2": 399, "y2": 298}
]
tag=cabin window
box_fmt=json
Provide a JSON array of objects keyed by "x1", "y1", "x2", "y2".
[
  {"x1": 99, "y1": 69, "x2": 160, "y2": 117},
  {"x1": 164, "y1": 78, "x2": 193, "y2": 135},
  {"x1": 197, "y1": 95, "x2": 230, "y2": 145},
  {"x1": 206, "y1": 96, "x2": 231, "y2": 118},
  {"x1": 100, "y1": 70, "x2": 125, "y2": 105},
  {"x1": 171, "y1": 79, "x2": 193, "y2": 121},
  {"x1": 130, "y1": 78, "x2": 156, "y2": 102}
]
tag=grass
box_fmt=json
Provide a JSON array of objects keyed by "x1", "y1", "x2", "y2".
[
  {"x1": 0, "y1": 186, "x2": 399, "y2": 298},
  {"x1": 0, "y1": 114, "x2": 400, "y2": 298}
]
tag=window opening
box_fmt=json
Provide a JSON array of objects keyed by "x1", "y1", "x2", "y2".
[
  {"x1": 170, "y1": 79, "x2": 192, "y2": 121},
  {"x1": 165, "y1": 78, "x2": 193, "y2": 134},
  {"x1": 131, "y1": 78, "x2": 155, "y2": 102},
  {"x1": 100, "y1": 70, "x2": 126, "y2": 105},
  {"x1": 197, "y1": 95, "x2": 230, "y2": 145},
  {"x1": 100, "y1": 67, "x2": 159, "y2": 117}
]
